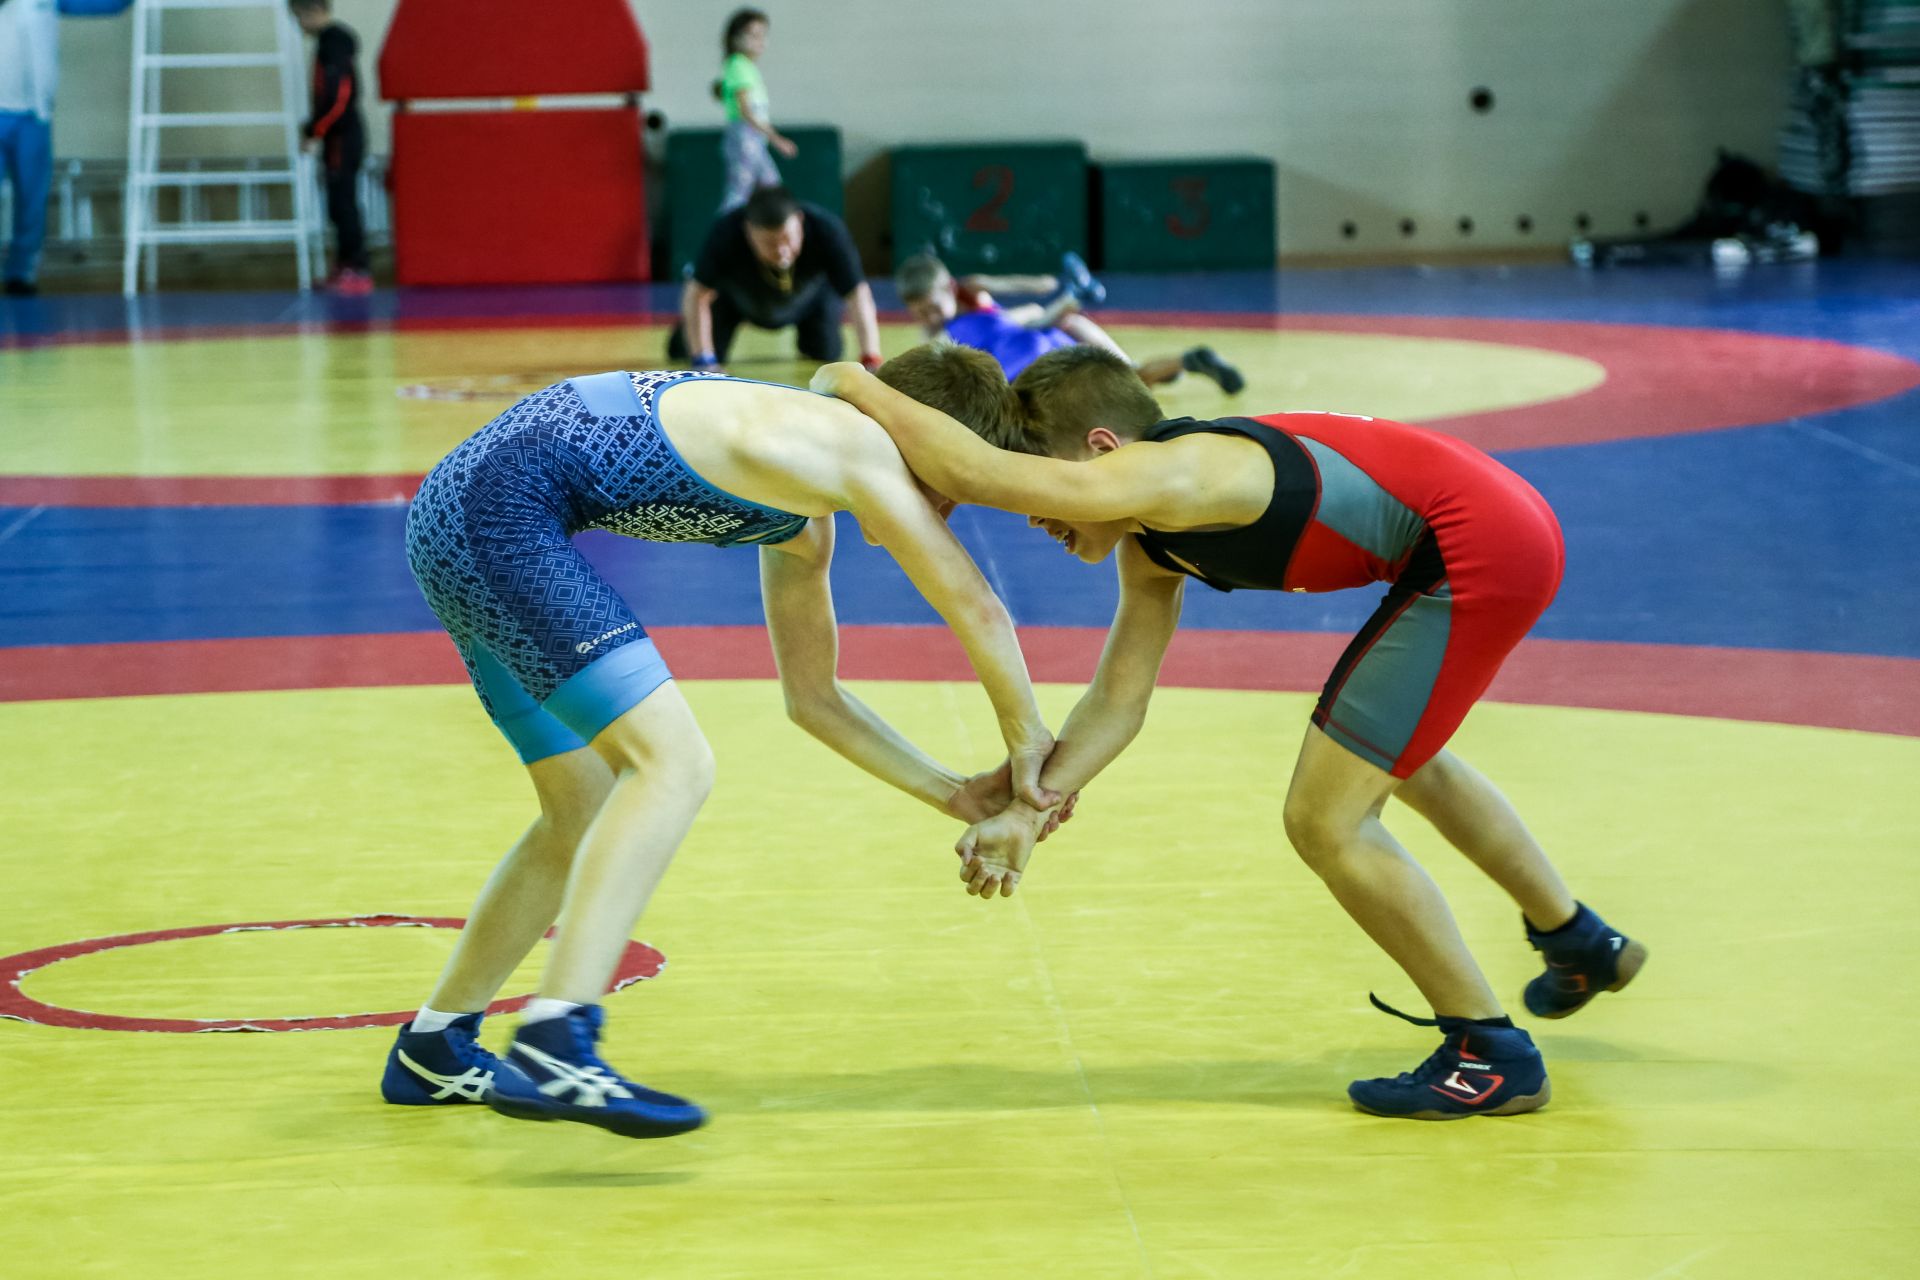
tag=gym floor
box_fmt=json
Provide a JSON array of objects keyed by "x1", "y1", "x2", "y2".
[{"x1": 1, "y1": 261, "x2": 1916, "y2": 1278}]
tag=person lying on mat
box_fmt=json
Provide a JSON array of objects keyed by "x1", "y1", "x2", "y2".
[{"x1": 894, "y1": 249, "x2": 1244, "y2": 392}]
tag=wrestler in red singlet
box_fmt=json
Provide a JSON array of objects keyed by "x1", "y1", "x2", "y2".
[{"x1": 1133, "y1": 411, "x2": 1564, "y2": 778}]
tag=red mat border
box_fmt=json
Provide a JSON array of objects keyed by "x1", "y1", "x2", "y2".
[{"x1": 1, "y1": 624, "x2": 1912, "y2": 738}]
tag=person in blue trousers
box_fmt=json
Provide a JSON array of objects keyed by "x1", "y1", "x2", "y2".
[
  {"x1": 0, "y1": 0, "x2": 57, "y2": 296},
  {"x1": 0, "y1": 0, "x2": 128, "y2": 297}
]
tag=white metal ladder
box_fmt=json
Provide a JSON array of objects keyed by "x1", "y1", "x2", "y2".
[{"x1": 122, "y1": 0, "x2": 323, "y2": 295}]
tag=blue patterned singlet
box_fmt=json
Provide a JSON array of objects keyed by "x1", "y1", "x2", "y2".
[{"x1": 405, "y1": 370, "x2": 809, "y2": 761}]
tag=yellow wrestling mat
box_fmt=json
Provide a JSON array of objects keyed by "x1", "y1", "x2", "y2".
[
  {"x1": 2, "y1": 680, "x2": 1915, "y2": 1279},
  {"x1": 0, "y1": 322, "x2": 1601, "y2": 475}
]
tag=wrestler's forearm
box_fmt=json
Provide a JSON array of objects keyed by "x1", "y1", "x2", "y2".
[
  {"x1": 1039, "y1": 688, "x2": 1149, "y2": 799},
  {"x1": 789, "y1": 684, "x2": 966, "y2": 812},
  {"x1": 1035, "y1": 555, "x2": 1182, "y2": 801}
]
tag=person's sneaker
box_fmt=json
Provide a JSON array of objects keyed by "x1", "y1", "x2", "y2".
[
  {"x1": 1058, "y1": 251, "x2": 1107, "y2": 307},
  {"x1": 380, "y1": 1012, "x2": 501, "y2": 1105},
  {"x1": 1349, "y1": 1002, "x2": 1550, "y2": 1121},
  {"x1": 3, "y1": 278, "x2": 38, "y2": 298},
  {"x1": 1523, "y1": 902, "x2": 1648, "y2": 1019},
  {"x1": 1181, "y1": 345, "x2": 1246, "y2": 394},
  {"x1": 329, "y1": 268, "x2": 374, "y2": 296},
  {"x1": 487, "y1": 1004, "x2": 706, "y2": 1139}
]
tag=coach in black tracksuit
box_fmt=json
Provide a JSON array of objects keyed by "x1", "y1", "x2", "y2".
[
  {"x1": 668, "y1": 186, "x2": 884, "y2": 370},
  {"x1": 291, "y1": 0, "x2": 368, "y2": 282}
]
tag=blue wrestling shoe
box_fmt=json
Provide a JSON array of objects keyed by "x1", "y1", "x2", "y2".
[
  {"x1": 487, "y1": 1004, "x2": 706, "y2": 1139},
  {"x1": 1524, "y1": 902, "x2": 1648, "y2": 1019},
  {"x1": 1058, "y1": 251, "x2": 1107, "y2": 307},
  {"x1": 1348, "y1": 997, "x2": 1550, "y2": 1120},
  {"x1": 380, "y1": 1012, "x2": 500, "y2": 1105}
]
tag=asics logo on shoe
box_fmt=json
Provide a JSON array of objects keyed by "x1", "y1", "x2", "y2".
[
  {"x1": 1610, "y1": 936, "x2": 1624, "y2": 951},
  {"x1": 517, "y1": 1044, "x2": 637, "y2": 1108},
  {"x1": 396, "y1": 1049, "x2": 492, "y2": 1101}
]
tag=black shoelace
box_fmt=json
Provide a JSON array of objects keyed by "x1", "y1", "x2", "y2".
[
  {"x1": 1368, "y1": 992, "x2": 1441, "y2": 1027},
  {"x1": 1366, "y1": 993, "x2": 1476, "y2": 1084}
]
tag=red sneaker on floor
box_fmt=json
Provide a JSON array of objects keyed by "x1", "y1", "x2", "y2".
[{"x1": 329, "y1": 268, "x2": 374, "y2": 296}]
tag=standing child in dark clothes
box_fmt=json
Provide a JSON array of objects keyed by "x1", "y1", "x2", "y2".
[{"x1": 290, "y1": 0, "x2": 369, "y2": 294}]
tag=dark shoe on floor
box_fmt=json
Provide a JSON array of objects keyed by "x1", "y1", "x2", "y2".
[
  {"x1": 1524, "y1": 902, "x2": 1648, "y2": 1019},
  {"x1": 3, "y1": 279, "x2": 38, "y2": 298},
  {"x1": 1349, "y1": 1001, "x2": 1550, "y2": 1121},
  {"x1": 1181, "y1": 345, "x2": 1245, "y2": 393}
]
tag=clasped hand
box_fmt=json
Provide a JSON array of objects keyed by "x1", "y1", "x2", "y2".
[{"x1": 944, "y1": 757, "x2": 1078, "y2": 901}]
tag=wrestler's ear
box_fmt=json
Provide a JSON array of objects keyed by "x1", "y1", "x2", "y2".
[{"x1": 1085, "y1": 427, "x2": 1124, "y2": 456}]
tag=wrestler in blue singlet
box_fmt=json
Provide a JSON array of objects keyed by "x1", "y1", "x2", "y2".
[{"x1": 406, "y1": 369, "x2": 807, "y2": 762}]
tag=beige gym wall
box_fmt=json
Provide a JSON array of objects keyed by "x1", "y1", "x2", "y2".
[{"x1": 52, "y1": 0, "x2": 1793, "y2": 258}]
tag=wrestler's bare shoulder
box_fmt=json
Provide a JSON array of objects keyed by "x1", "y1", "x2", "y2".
[{"x1": 656, "y1": 376, "x2": 897, "y2": 514}]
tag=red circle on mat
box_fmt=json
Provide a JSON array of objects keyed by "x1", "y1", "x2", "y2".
[
  {"x1": 0, "y1": 914, "x2": 666, "y2": 1033},
  {"x1": 1100, "y1": 311, "x2": 1920, "y2": 453},
  {"x1": 6, "y1": 314, "x2": 1917, "y2": 511}
]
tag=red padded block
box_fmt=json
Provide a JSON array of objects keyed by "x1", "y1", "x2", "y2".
[
  {"x1": 390, "y1": 110, "x2": 649, "y2": 285},
  {"x1": 379, "y1": 0, "x2": 648, "y2": 99}
]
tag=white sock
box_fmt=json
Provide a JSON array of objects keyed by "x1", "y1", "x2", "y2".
[
  {"x1": 521, "y1": 997, "x2": 583, "y2": 1026},
  {"x1": 410, "y1": 1005, "x2": 465, "y2": 1034}
]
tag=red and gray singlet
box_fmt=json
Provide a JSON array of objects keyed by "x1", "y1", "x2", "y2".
[{"x1": 1134, "y1": 412, "x2": 1565, "y2": 778}]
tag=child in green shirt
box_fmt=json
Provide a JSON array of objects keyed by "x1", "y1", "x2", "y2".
[{"x1": 712, "y1": 8, "x2": 795, "y2": 212}]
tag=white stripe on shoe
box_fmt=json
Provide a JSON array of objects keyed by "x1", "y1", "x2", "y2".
[
  {"x1": 513, "y1": 1044, "x2": 637, "y2": 1109},
  {"x1": 395, "y1": 1049, "x2": 492, "y2": 1101}
]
